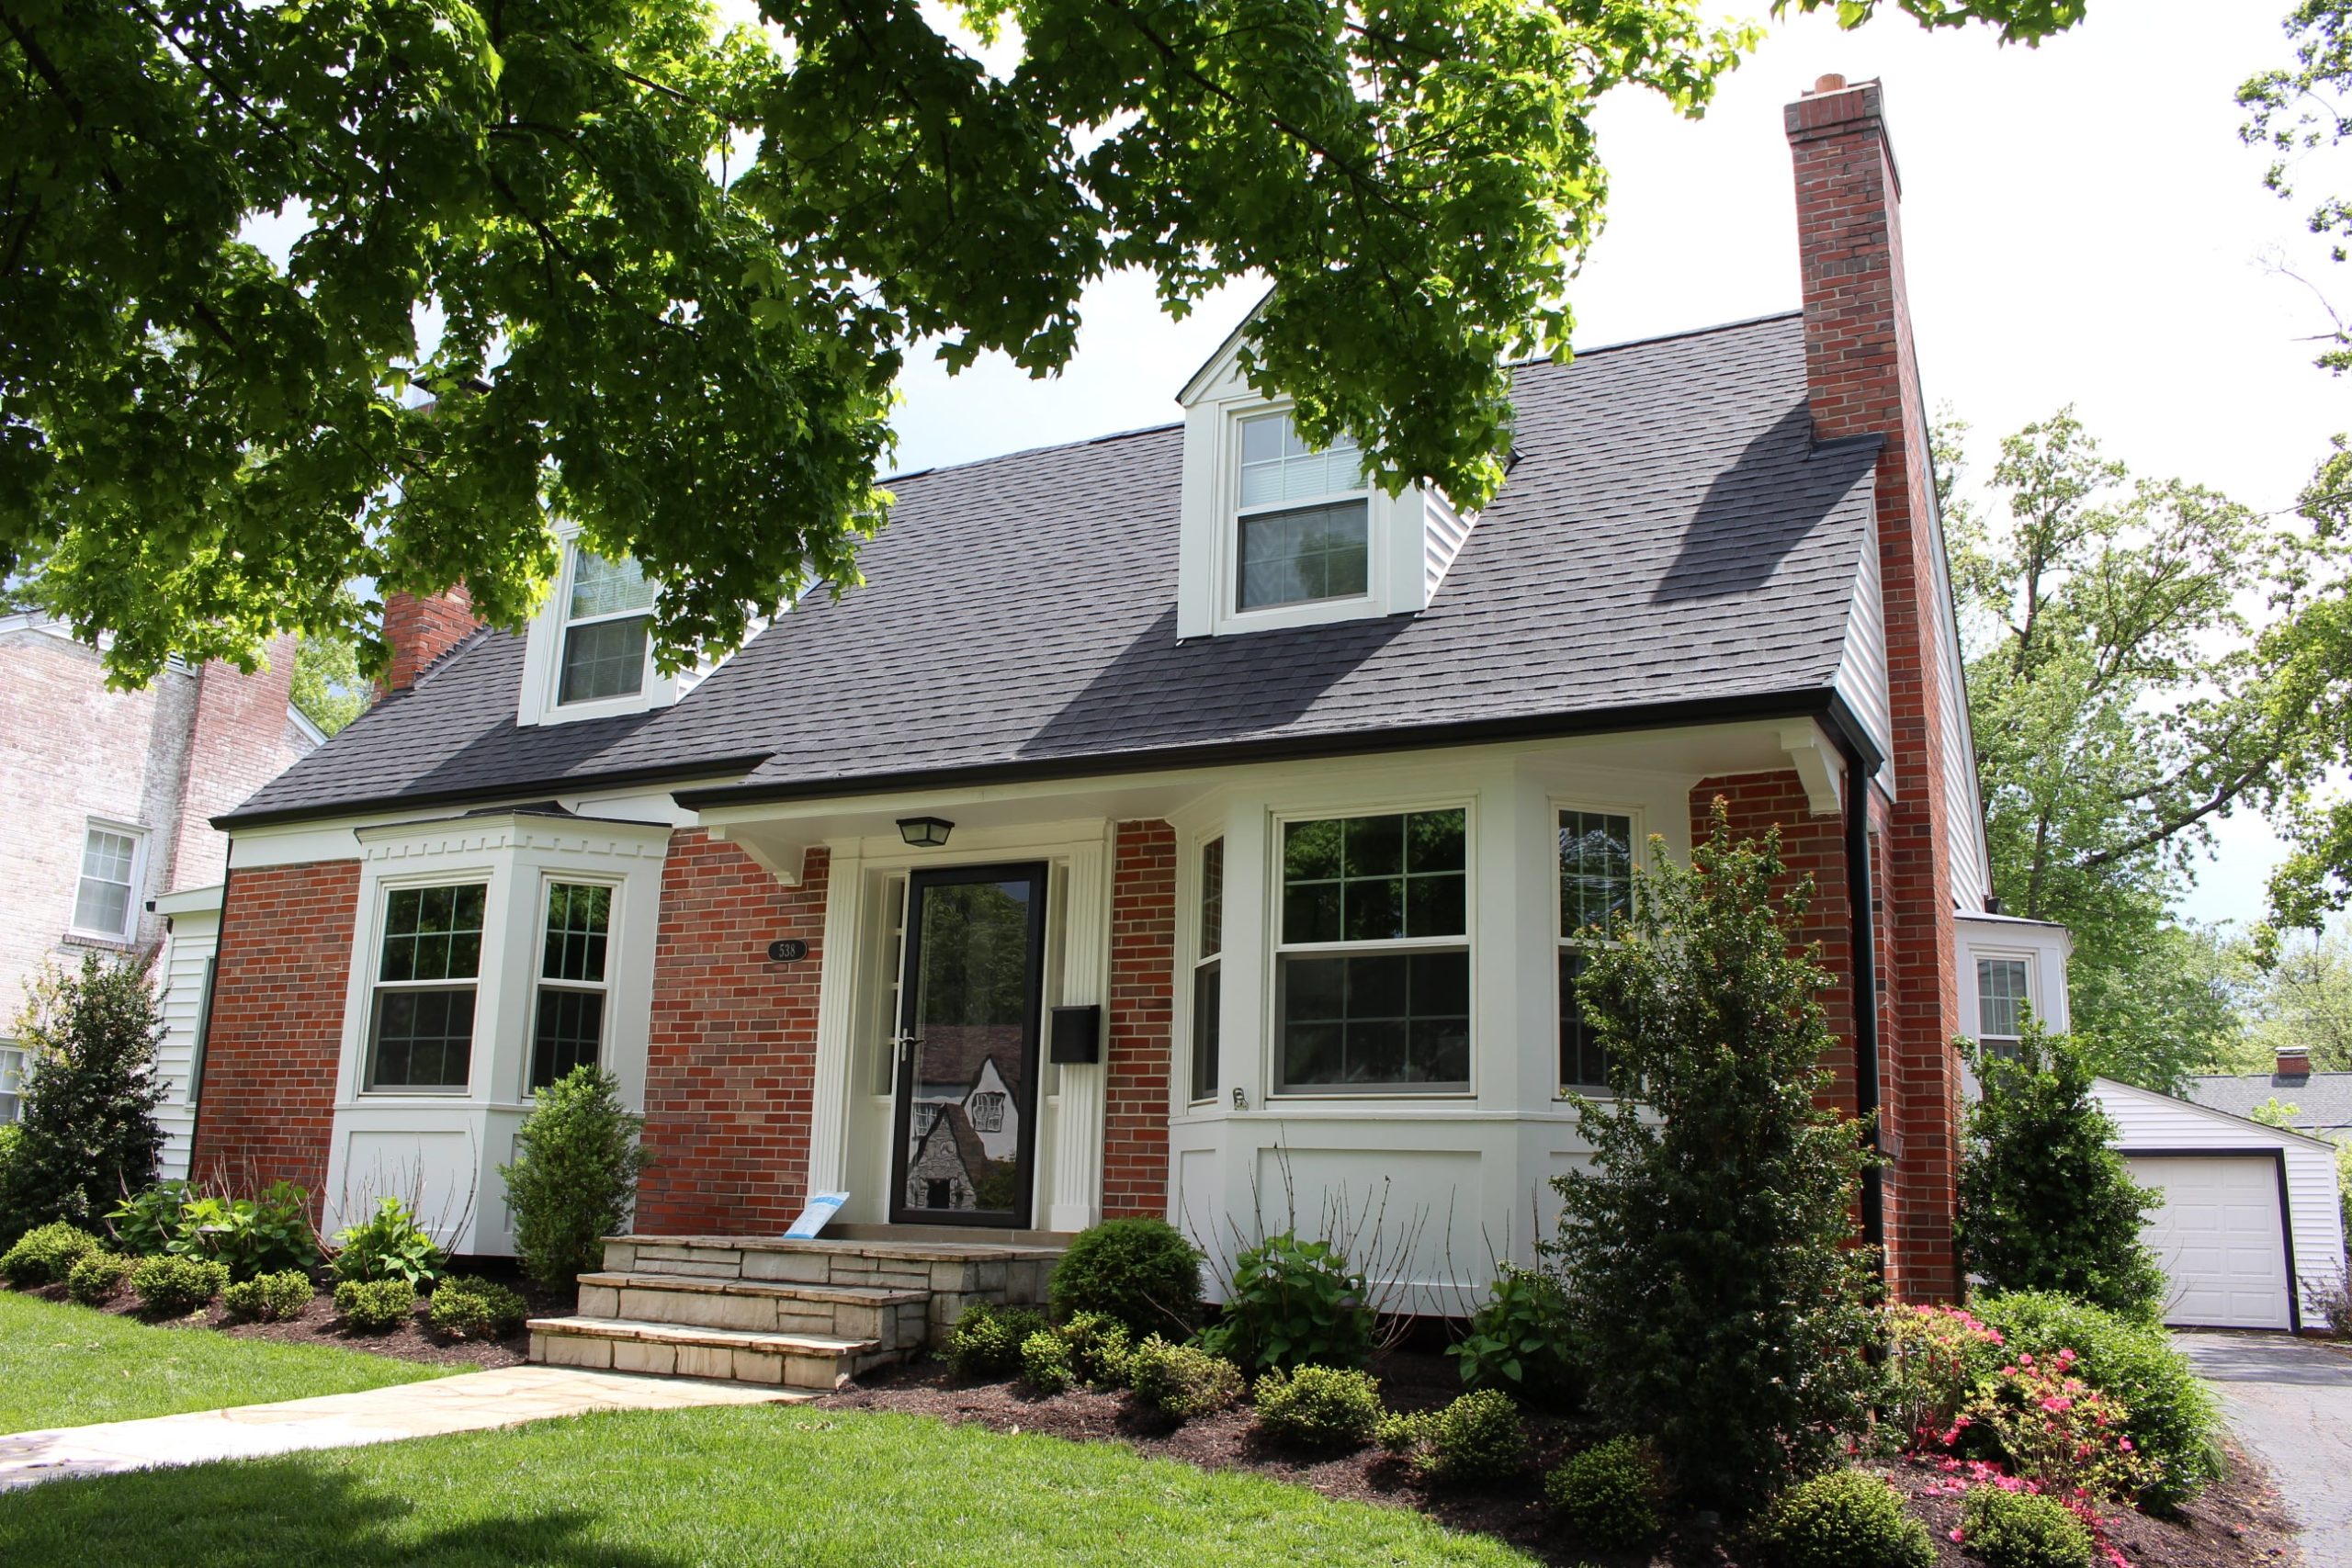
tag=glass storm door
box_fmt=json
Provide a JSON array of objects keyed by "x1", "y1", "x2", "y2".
[{"x1": 888, "y1": 863, "x2": 1048, "y2": 1228}]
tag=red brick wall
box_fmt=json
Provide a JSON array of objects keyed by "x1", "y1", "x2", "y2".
[
  {"x1": 634, "y1": 831, "x2": 827, "y2": 1235},
  {"x1": 1102, "y1": 820, "x2": 1176, "y2": 1219},
  {"x1": 381, "y1": 587, "x2": 479, "y2": 693},
  {"x1": 188, "y1": 860, "x2": 360, "y2": 1200}
]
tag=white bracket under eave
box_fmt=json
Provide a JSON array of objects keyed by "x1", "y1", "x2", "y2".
[
  {"x1": 707, "y1": 824, "x2": 805, "y2": 886},
  {"x1": 1779, "y1": 722, "x2": 1845, "y2": 818}
]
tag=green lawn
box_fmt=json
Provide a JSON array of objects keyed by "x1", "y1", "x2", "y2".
[
  {"x1": 0, "y1": 1403, "x2": 1536, "y2": 1566},
  {"x1": 0, "y1": 1291, "x2": 450, "y2": 1434}
]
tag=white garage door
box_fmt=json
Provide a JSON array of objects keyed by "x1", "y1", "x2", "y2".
[{"x1": 2127, "y1": 1155, "x2": 2291, "y2": 1330}]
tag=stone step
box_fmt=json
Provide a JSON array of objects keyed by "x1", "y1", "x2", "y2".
[
  {"x1": 604, "y1": 1235, "x2": 1058, "y2": 1315},
  {"x1": 574, "y1": 1271, "x2": 929, "y2": 1350},
  {"x1": 527, "y1": 1315, "x2": 885, "y2": 1391}
]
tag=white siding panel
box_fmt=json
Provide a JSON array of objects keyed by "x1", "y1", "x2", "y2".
[
  {"x1": 153, "y1": 908, "x2": 220, "y2": 1181},
  {"x1": 1423, "y1": 489, "x2": 1473, "y2": 599},
  {"x1": 1832, "y1": 509, "x2": 1894, "y2": 770}
]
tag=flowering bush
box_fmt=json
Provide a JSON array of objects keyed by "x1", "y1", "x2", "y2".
[
  {"x1": 1962, "y1": 1350, "x2": 2148, "y2": 1502},
  {"x1": 1880, "y1": 1304, "x2": 2006, "y2": 1449}
]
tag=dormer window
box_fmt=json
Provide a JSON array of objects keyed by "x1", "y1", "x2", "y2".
[
  {"x1": 560, "y1": 548, "x2": 655, "y2": 705},
  {"x1": 1237, "y1": 413, "x2": 1369, "y2": 611}
]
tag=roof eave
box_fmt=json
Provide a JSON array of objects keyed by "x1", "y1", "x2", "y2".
[{"x1": 212, "y1": 753, "x2": 774, "y2": 833}]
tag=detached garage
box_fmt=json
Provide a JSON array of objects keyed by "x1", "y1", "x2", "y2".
[{"x1": 2092, "y1": 1077, "x2": 2346, "y2": 1333}]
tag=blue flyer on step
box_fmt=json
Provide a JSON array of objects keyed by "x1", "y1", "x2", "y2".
[{"x1": 785, "y1": 1191, "x2": 849, "y2": 1240}]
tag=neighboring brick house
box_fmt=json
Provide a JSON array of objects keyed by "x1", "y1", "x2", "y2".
[
  {"x1": 0, "y1": 615, "x2": 322, "y2": 1174},
  {"x1": 190, "y1": 78, "x2": 1996, "y2": 1307}
]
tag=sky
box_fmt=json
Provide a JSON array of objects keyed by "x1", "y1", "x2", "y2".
[{"x1": 874, "y1": 0, "x2": 2345, "y2": 932}]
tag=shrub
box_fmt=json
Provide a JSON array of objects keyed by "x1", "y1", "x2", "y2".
[
  {"x1": 0, "y1": 1122, "x2": 20, "y2": 1243},
  {"x1": 1548, "y1": 803, "x2": 1879, "y2": 1512},
  {"x1": 1057, "y1": 1311, "x2": 1135, "y2": 1388},
  {"x1": 1021, "y1": 1328, "x2": 1076, "y2": 1393},
  {"x1": 1374, "y1": 1408, "x2": 1433, "y2": 1454},
  {"x1": 945, "y1": 1302, "x2": 1046, "y2": 1379},
  {"x1": 1752, "y1": 1470, "x2": 1934, "y2": 1568},
  {"x1": 1546, "y1": 1436, "x2": 1667, "y2": 1551},
  {"x1": 498, "y1": 1066, "x2": 652, "y2": 1288},
  {"x1": 2307, "y1": 1264, "x2": 2352, "y2": 1340},
  {"x1": 106, "y1": 1179, "x2": 192, "y2": 1256},
  {"x1": 1199, "y1": 1234, "x2": 1374, "y2": 1372},
  {"x1": 1958, "y1": 1026, "x2": 2167, "y2": 1322},
  {"x1": 222, "y1": 1269, "x2": 316, "y2": 1323},
  {"x1": 1962, "y1": 1349, "x2": 2146, "y2": 1502},
  {"x1": 1419, "y1": 1389, "x2": 1527, "y2": 1485},
  {"x1": 1973, "y1": 1291, "x2": 2222, "y2": 1507},
  {"x1": 334, "y1": 1276, "x2": 417, "y2": 1332},
  {"x1": 65, "y1": 1250, "x2": 137, "y2": 1305},
  {"x1": 0, "y1": 955, "x2": 166, "y2": 1235},
  {"x1": 132, "y1": 1254, "x2": 230, "y2": 1315},
  {"x1": 1250, "y1": 1365, "x2": 1383, "y2": 1450},
  {"x1": 2, "y1": 1219, "x2": 103, "y2": 1285},
  {"x1": 1960, "y1": 1484, "x2": 2093, "y2": 1568},
  {"x1": 1048, "y1": 1217, "x2": 1203, "y2": 1340},
  {"x1": 430, "y1": 1276, "x2": 528, "y2": 1338},
  {"x1": 1126, "y1": 1335, "x2": 1243, "y2": 1419},
  {"x1": 170, "y1": 1181, "x2": 320, "y2": 1280},
  {"x1": 332, "y1": 1197, "x2": 447, "y2": 1288},
  {"x1": 1879, "y1": 1303, "x2": 2007, "y2": 1449},
  {"x1": 1448, "y1": 1264, "x2": 1580, "y2": 1406}
]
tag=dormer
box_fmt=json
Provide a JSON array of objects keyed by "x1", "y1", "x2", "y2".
[
  {"x1": 515, "y1": 522, "x2": 682, "y2": 727},
  {"x1": 1174, "y1": 317, "x2": 1470, "y2": 639}
]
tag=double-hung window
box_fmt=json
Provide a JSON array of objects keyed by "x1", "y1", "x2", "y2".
[
  {"x1": 0, "y1": 1045, "x2": 23, "y2": 1122},
  {"x1": 72, "y1": 823, "x2": 143, "y2": 942},
  {"x1": 1236, "y1": 412, "x2": 1369, "y2": 612},
  {"x1": 1275, "y1": 808, "x2": 1469, "y2": 1093},
  {"x1": 559, "y1": 547, "x2": 655, "y2": 705},
  {"x1": 531, "y1": 882, "x2": 613, "y2": 1090},
  {"x1": 1975, "y1": 957, "x2": 2030, "y2": 1062},
  {"x1": 367, "y1": 884, "x2": 485, "y2": 1091},
  {"x1": 1191, "y1": 839, "x2": 1224, "y2": 1102},
  {"x1": 1557, "y1": 810, "x2": 1635, "y2": 1092}
]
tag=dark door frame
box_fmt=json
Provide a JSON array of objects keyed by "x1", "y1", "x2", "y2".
[
  {"x1": 2120, "y1": 1145, "x2": 2302, "y2": 1334},
  {"x1": 888, "y1": 861, "x2": 1051, "y2": 1230}
]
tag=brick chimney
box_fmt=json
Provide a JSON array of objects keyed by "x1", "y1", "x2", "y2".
[
  {"x1": 165, "y1": 635, "x2": 300, "y2": 890},
  {"x1": 1786, "y1": 75, "x2": 1964, "y2": 1303},
  {"x1": 2277, "y1": 1045, "x2": 2312, "y2": 1082},
  {"x1": 381, "y1": 585, "x2": 480, "y2": 694}
]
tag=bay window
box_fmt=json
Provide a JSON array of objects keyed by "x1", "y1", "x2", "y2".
[
  {"x1": 1191, "y1": 839, "x2": 1224, "y2": 1102},
  {"x1": 367, "y1": 884, "x2": 485, "y2": 1091},
  {"x1": 1236, "y1": 412, "x2": 1369, "y2": 612},
  {"x1": 1275, "y1": 808, "x2": 1469, "y2": 1093},
  {"x1": 1557, "y1": 809, "x2": 1634, "y2": 1092},
  {"x1": 531, "y1": 882, "x2": 614, "y2": 1090}
]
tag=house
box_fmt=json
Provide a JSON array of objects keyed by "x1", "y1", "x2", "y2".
[
  {"x1": 0, "y1": 615, "x2": 322, "y2": 1175},
  {"x1": 2187, "y1": 1049, "x2": 2352, "y2": 1142},
  {"x1": 185, "y1": 77, "x2": 1994, "y2": 1328}
]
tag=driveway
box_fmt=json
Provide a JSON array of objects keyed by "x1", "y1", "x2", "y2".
[{"x1": 2178, "y1": 1332, "x2": 2352, "y2": 1568}]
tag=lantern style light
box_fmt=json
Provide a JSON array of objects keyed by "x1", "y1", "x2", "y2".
[{"x1": 897, "y1": 816, "x2": 955, "y2": 849}]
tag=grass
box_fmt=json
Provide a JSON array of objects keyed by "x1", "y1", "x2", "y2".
[
  {"x1": 0, "y1": 1403, "x2": 1537, "y2": 1566},
  {"x1": 0, "y1": 1290, "x2": 449, "y2": 1434}
]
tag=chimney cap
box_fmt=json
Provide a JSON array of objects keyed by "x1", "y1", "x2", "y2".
[{"x1": 1811, "y1": 73, "x2": 1848, "y2": 95}]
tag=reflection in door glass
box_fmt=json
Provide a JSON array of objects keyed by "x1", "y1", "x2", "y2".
[{"x1": 902, "y1": 878, "x2": 1035, "y2": 1217}]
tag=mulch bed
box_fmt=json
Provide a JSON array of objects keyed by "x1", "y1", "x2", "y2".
[
  {"x1": 14, "y1": 1264, "x2": 573, "y2": 1371},
  {"x1": 816, "y1": 1350, "x2": 2306, "y2": 1568}
]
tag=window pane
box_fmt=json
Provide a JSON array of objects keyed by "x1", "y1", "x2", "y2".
[
  {"x1": 73, "y1": 877, "x2": 131, "y2": 936},
  {"x1": 1192, "y1": 962, "x2": 1221, "y2": 1101},
  {"x1": 1977, "y1": 958, "x2": 2030, "y2": 1040},
  {"x1": 1238, "y1": 412, "x2": 1364, "y2": 506},
  {"x1": 1283, "y1": 810, "x2": 1465, "y2": 944},
  {"x1": 379, "y1": 885, "x2": 486, "y2": 982},
  {"x1": 1238, "y1": 501, "x2": 1369, "y2": 610},
  {"x1": 560, "y1": 615, "x2": 649, "y2": 704},
  {"x1": 74, "y1": 828, "x2": 139, "y2": 935},
  {"x1": 568, "y1": 549, "x2": 657, "y2": 620},
  {"x1": 369, "y1": 987, "x2": 476, "y2": 1089},
  {"x1": 1559, "y1": 811, "x2": 1635, "y2": 937},
  {"x1": 1198, "y1": 840, "x2": 1224, "y2": 959},
  {"x1": 1278, "y1": 952, "x2": 1470, "y2": 1089},
  {"x1": 82, "y1": 829, "x2": 136, "y2": 883},
  {"x1": 543, "y1": 883, "x2": 612, "y2": 982},
  {"x1": 531, "y1": 988, "x2": 605, "y2": 1090},
  {"x1": 1560, "y1": 949, "x2": 1613, "y2": 1089}
]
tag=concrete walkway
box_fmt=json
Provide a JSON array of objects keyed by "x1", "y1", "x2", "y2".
[
  {"x1": 2178, "y1": 1332, "x2": 2352, "y2": 1568},
  {"x1": 0, "y1": 1364, "x2": 801, "y2": 1492}
]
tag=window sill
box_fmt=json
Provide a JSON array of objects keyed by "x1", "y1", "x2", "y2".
[{"x1": 61, "y1": 931, "x2": 135, "y2": 952}]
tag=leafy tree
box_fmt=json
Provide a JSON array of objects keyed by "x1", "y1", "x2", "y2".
[
  {"x1": 2248, "y1": 1096, "x2": 2303, "y2": 1128},
  {"x1": 499, "y1": 1065, "x2": 650, "y2": 1287},
  {"x1": 289, "y1": 631, "x2": 368, "y2": 737},
  {"x1": 1547, "y1": 799, "x2": 1878, "y2": 1514},
  {"x1": 2238, "y1": 922, "x2": 2352, "y2": 1069},
  {"x1": 1, "y1": 954, "x2": 166, "y2": 1240},
  {"x1": 1939, "y1": 410, "x2": 2352, "y2": 1086},
  {"x1": 3, "y1": 0, "x2": 2079, "y2": 687},
  {"x1": 1957, "y1": 1024, "x2": 2167, "y2": 1323},
  {"x1": 2243, "y1": 0, "x2": 2352, "y2": 373}
]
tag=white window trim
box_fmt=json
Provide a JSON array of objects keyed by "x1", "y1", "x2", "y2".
[
  {"x1": 1187, "y1": 834, "x2": 1225, "y2": 1105},
  {"x1": 361, "y1": 875, "x2": 491, "y2": 1098},
  {"x1": 68, "y1": 818, "x2": 150, "y2": 944},
  {"x1": 1552, "y1": 800, "x2": 1647, "y2": 1100},
  {"x1": 1263, "y1": 801, "x2": 1476, "y2": 1101},
  {"x1": 1971, "y1": 948, "x2": 2038, "y2": 1052},
  {"x1": 525, "y1": 873, "x2": 623, "y2": 1097},
  {"x1": 515, "y1": 524, "x2": 680, "y2": 728}
]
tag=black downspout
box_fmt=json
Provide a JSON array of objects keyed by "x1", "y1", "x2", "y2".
[
  {"x1": 1844, "y1": 744, "x2": 1885, "y2": 1280},
  {"x1": 183, "y1": 865, "x2": 231, "y2": 1179}
]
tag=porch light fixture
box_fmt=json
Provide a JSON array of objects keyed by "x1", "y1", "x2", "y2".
[{"x1": 897, "y1": 816, "x2": 955, "y2": 849}]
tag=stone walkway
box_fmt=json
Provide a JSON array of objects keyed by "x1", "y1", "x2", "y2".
[
  {"x1": 0, "y1": 1363, "x2": 801, "y2": 1492},
  {"x1": 2178, "y1": 1332, "x2": 2352, "y2": 1568}
]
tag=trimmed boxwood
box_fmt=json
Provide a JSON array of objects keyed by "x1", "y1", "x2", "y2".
[
  {"x1": 334, "y1": 1276, "x2": 417, "y2": 1332},
  {"x1": 1961, "y1": 1484, "x2": 2093, "y2": 1568},
  {"x1": 2, "y1": 1221, "x2": 102, "y2": 1286},
  {"x1": 1753, "y1": 1471, "x2": 1933, "y2": 1568},
  {"x1": 223, "y1": 1269, "x2": 317, "y2": 1323},
  {"x1": 131, "y1": 1254, "x2": 230, "y2": 1315},
  {"x1": 1546, "y1": 1436, "x2": 1666, "y2": 1550},
  {"x1": 1048, "y1": 1217, "x2": 1202, "y2": 1340},
  {"x1": 65, "y1": 1250, "x2": 138, "y2": 1305},
  {"x1": 1251, "y1": 1365, "x2": 1383, "y2": 1450}
]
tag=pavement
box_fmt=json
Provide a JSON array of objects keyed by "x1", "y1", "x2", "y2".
[
  {"x1": 2177, "y1": 1332, "x2": 2352, "y2": 1568},
  {"x1": 0, "y1": 1363, "x2": 802, "y2": 1492}
]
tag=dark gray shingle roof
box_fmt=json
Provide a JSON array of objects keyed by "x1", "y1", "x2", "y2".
[
  {"x1": 2187, "y1": 1073, "x2": 2352, "y2": 1139},
  {"x1": 225, "y1": 311, "x2": 1880, "y2": 827}
]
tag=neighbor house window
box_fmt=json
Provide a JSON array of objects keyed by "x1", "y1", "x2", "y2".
[
  {"x1": 1236, "y1": 412, "x2": 1369, "y2": 611},
  {"x1": 1558, "y1": 810, "x2": 1634, "y2": 1092},
  {"x1": 1275, "y1": 809, "x2": 1469, "y2": 1092},
  {"x1": 72, "y1": 823, "x2": 144, "y2": 941},
  {"x1": 1191, "y1": 838, "x2": 1224, "y2": 1102},
  {"x1": 559, "y1": 547, "x2": 655, "y2": 705},
  {"x1": 1976, "y1": 956, "x2": 2030, "y2": 1061},
  {"x1": 367, "y1": 884, "x2": 485, "y2": 1091},
  {"x1": 531, "y1": 882, "x2": 612, "y2": 1090},
  {"x1": 0, "y1": 1045, "x2": 23, "y2": 1122}
]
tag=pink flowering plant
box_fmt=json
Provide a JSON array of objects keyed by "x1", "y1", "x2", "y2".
[
  {"x1": 1962, "y1": 1348, "x2": 2150, "y2": 1502},
  {"x1": 1880, "y1": 1303, "x2": 2006, "y2": 1449}
]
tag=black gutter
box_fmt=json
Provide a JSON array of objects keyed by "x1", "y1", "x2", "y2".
[
  {"x1": 209, "y1": 755, "x2": 774, "y2": 833},
  {"x1": 1838, "y1": 734, "x2": 1886, "y2": 1275},
  {"x1": 676, "y1": 687, "x2": 1889, "y2": 811}
]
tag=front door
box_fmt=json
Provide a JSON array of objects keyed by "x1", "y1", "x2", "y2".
[{"x1": 889, "y1": 863, "x2": 1049, "y2": 1228}]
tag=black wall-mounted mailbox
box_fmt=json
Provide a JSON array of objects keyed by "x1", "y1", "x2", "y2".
[{"x1": 1049, "y1": 1004, "x2": 1102, "y2": 1065}]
